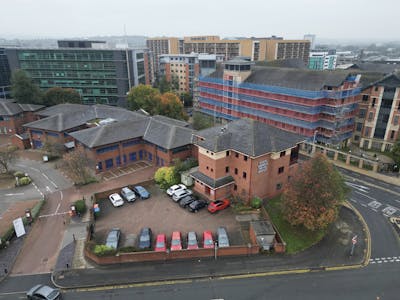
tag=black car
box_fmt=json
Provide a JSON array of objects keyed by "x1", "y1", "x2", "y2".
[
  {"x1": 179, "y1": 195, "x2": 197, "y2": 208},
  {"x1": 138, "y1": 227, "x2": 152, "y2": 249},
  {"x1": 188, "y1": 199, "x2": 208, "y2": 212}
]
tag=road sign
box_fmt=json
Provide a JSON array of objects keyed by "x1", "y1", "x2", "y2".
[{"x1": 352, "y1": 235, "x2": 357, "y2": 245}]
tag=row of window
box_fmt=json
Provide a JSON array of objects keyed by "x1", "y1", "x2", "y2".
[{"x1": 97, "y1": 150, "x2": 165, "y2": 170}]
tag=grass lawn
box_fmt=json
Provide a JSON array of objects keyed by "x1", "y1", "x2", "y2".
[{"x1": 265, "y1": 195, "x2": 327, "y2": 254}]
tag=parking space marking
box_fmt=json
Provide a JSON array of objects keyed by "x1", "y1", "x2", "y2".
[{"x1": 368, "y1": 200, "x2": 382, "y2": 209}]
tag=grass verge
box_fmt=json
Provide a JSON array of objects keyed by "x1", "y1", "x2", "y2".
[{"x1": 265, "y1": 195, "x2": 327, "y2": 254}]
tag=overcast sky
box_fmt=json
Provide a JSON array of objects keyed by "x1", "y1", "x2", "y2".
[{"x1": 1, "y1": 0, "x2": 399, "y2": 42}]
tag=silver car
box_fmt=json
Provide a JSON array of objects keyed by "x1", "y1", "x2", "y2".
[
  {"x1": 217, "y1": 227, "x2": 230, "y2": 248},
  {"x1": 172, "y1": 189, "x2": 193, "y2": 202},
  {"x1": 27, "y1": 284, "x2": 61, "y2": 299},
  {"x1": 106, "y1": 228, "x2": 121, "y2": 249},
  {"x1": 121, "y1": 187, "x2": 136, "y2": 202}
]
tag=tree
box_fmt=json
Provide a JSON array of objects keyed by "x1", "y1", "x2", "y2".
[
  {"x1": 42, "y1": 140, "x2": 65, "y2": 159},
  {"x1": 0, "y1": 145, "x2": 18, "y2": 174},
  {"x1": 62, "y1": 147, "x2": 95, "y2": 185},
  {"x1": 282, "y1": 154, "x2": 349, "y2": 231},
  {"x1": 127, "y1": 85, "x2": 161, "y2": 114},
  {"x1": 192, "y1": 111, "x2": 214, "y2": 130},
  {"x1": 391, "y1": 138, "x2": 400, "y2": 166},
  {"x1": 154, "y1": 166, "x2": 180, "y2": 189},
  {"x1": 11, "y1": 69, "x2": 42, "y2": 104},
  {"x1": 159, "y1": 92, "x2": 188, "y2": 121},
  {"x1": 180, "y1": 92, "x2": 193, "y2": 107},
  {"x1": 158, "y1": 75, "x2": 179, "y2": 94},
  {"x1": 42, "y1": 87, "x2": 81, "y2": 106}
]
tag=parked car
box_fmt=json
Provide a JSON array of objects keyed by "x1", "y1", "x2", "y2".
[
  {"x1": 170, "y1": 231, "x2": 182, "y2": 251},
  {"x1": 217, "y1": 227, "x2": 230, "y2": 248},
  {"x1": 172, "y1": 189, "x2": 193, "y2": 202},
  {"x1": 208, "y1": 199, "x2": 230, "y2": 213},
  {"x1": 105, "y1": 228, "x2": 121, "y2": 249},
  {"x1": 27, "y1": 284, "x2": 62, "y2": 300},
  {"x1": 187, "y1": 231, "x2": 199, "y2": 250},
  {"x1": 203, "y1": 230, "x2": 214, "y2": 249},
  {"x1": 155, "y1": 234, "x2": 167, "y2": 252},
  {"x1": 109, "y1": 193, "x2": 124, "y2": 207},
  {"x1": 179, "y1": 195, "x2": 197, "y2": 208},
  {"x1": 167, "y1": 184, "x2": 187, "y2": 196},
  {"x1": 188, "y1": 199, "x2": 208, "y2": 213},
  {"x1": 121, "y1": 187, "x2": 136, "y2": 202},
  {"x1": 138, "y1": 227, "x2": 152, "y2": 250},
  {"x1": 133, "y1": 185, "x2": 150, "y2": 199}
]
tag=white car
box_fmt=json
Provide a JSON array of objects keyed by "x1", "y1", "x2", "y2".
[
  {"x1": 109, "y1": 193, "x2": 124, "y2": 207},
  {"x1": 167, "y1": 184, "x2": 187, "y2": 196},
  {"x1": 172, "y1": 189, "x2": 193, "y2": 202}
]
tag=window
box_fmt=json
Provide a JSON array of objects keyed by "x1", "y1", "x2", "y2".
[
  {"x1": 276, "y1": 183, "x2": 282, "y2": 190},
  {"x1": 234, "y1": 168, "x2": 238, "y2": 175},
  {"x1": 280, "y1": 151, "x2": 285, "y2": 157},
  {"x1": 368, "y1": 112, "x2": 374, "y2": 122},
  {"x1": 244, "y1": 156, "x2": 248, "y2": 161},
  {"x1": 122, "y1": 139, "x2": 141, "y2": 147},
  {"x1": 96, "y1": 144, "x2": 119, "y2": 154},
  {"x1": 278, "y1": 166, "x2": 284, "y2": 174},
  {"x1": 374, "y1": 86, "x2": 379, "y2": 92},
  {"x1": 235, "y1": 152, "x2": 239, "y2": 158},
  {"x1": 225, "y1": 166, "x2": 229, "y2": 173},
  {"x1": 362, "y1": 94, "x2": 369, "y2": 101},
  {"x1": 226, "y1": 151, "x2": 230, "y2": 156},
  {"x1": 211, "y1": 168, "x2": 213, "y2": 172},
  {"x1": 206, "y1": 166, "x2": 209, "y2": 170},
  {"x1": 243, "y1": 171, "x2": 247, "y2": 179},
  {"x1": 372, "y1": 98, "x2": 376, "y2": 107},
  {"x1": 390, "y1": 130, "x2": 395, "y2": 140},
  {"x1": 233, "y1": 184, "x2": 237, "y2": 191},
  {"x1": 394, "y1": 116, "x2": 399, "y2": 125},
  {"x1": 47, "y1": 131, "x2": 59, "y2": 137},
  {"x1": 356, "y1": 123, "x2": 363, "y2": 131},
  {"x1": 358, "y1": 109, "x2": 366, "y2": 118},
  {"x1": 364, "y1": 127, "x2": 371, "y2": 136}
]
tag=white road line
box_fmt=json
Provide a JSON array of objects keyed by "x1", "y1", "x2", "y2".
[
  {"x1": 4, "y1": 193, "x2": 24, "y2": 196},
  {"x1": 360, "y1": 203, "x2": 367, "y2": 207},
  {"x1": 60, "y1": 190, "x2": 63, "y2": 201},
  {"x1": 355, "y1": 191, "x2": 377, "y2": 201},
  {"x1": 377, "y1": 261, "x2": 383, "y2": 263},
  {"x1": 55, "y1": 202, "x2": 61, "y2": 214},
  {"x1": 350, "y1": 198, "x2": 357, "y2": 203},
  {"x1": 29, "y1": 166, "x2": 40, "y2": 172}
]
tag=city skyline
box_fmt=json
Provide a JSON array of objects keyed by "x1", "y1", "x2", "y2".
[{"x1": 1, "y1": 0, "x2": 400, "y2": 42}]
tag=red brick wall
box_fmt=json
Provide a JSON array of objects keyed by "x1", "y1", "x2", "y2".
[{"x1": 11, "y1": 134, "x2": 31, "y2": 150}]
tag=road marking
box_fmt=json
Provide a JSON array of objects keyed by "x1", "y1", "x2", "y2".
[
  {"x1": 4, "y1": 193, "x2": 24, "y2": 196},
  {"x1": 346, "y1": 182, "x2": 370, "y2": 193},
  {"x1": 39, "y1": 211, "x2": 69, "y2": 218},
  {"x1": 360, "y1": 203, "x2": 367, "y2": 207},
  {"x1": 354, "y1": 191, "x2": 376, "y2": 201},
  {"x1": 382, "y1": 206, "x2": 398, "y2": 216},
  {"x1": 29, "y1": 166, "x2": 40, "y2": 172},
  {"x1": 60, "y1": 190, "x2": 63, "y2": 201},
  {"x1": 368, "y1": 200, "x2": 382, "y2": 209},
  {"x1": 55, "y1": 202, "x2": 61, "y2": 214},
  {"x1": 45, "y1": 186, "x2": 52, "y2": 193},
  {"x1": 350, "y1": 198, "x2": 357, "y2": 203}
]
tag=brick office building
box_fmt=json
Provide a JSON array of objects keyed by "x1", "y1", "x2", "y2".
[
  {"x1": 0, "y1": 101, "x2": 43, "y2": 135},
  {"x1": 191, "y1": 118, "x2": 305, "y2": 202}
]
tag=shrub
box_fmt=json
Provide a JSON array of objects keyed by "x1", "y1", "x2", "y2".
[
  {"x1": 74, "y1": 199, "x2": 87, "y2": 215},
  {"x1": 0, "y1": 226, "x2": 15, "y2": 249},
  {"x1": 251, "y1": 197, "x2": 262, "y2": 209},
  {"x1": 14, "y1": 171, "x2": 24, "y2": 178},
  {"x1": 93, "y1": 244, "x2": 117, "y2": 256},
  {"x1": 18, "y1": 176, "x2": 31, "y2": 186},
  {"x1": 154, "y1": 166, "x2": 179, "y2": 189}
]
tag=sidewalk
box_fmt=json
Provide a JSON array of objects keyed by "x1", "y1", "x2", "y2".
[{"x1": 52, "y1": 206, "x2": 368, "y2": 288}]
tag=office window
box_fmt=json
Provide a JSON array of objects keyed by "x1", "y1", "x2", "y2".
[
  {"x1": 278, "y1": 166, "x2": 284, "y2": 174},
  {"x1": 372, "y1": 98, "x2": 376, "y2": 107},
  {"x1": 233, "y1": 184, "x2": 237, "y2": 191},
  {"x1": 226, "y1": 151, "x2": 230, "y2": 156},
  {"x1": 211, "y1": 168, "x2": 213, "y2": 172},
  {"x1": 374, "y1": 86, "x2": 379, "y2": 92},
  {"x1": 356, "y1": 123, "x2": 363, "y2": 131},
  {"x1": 235, "y1": 152, "x2": 239, "y2": 158},
  {"x1": 358, "y1": 109, "x2": 366, "y2": 118},
  {"x1": 280, "y1": 151, "x2": 285, "y2": 157},
  {"x1": 225, "y1": 166, "x2": 229, "y2": 173},
  {"x1": 244, "y1": 156, "x2": 248, "y2": 161},
  {"x1": 368, "y1": 112, "x2": 374, "y2": 122},
  {"x1": 276, "y1": 183, "x2": 282, "y2": 190},
  {"x1": 390, "y1": 130, "x2": 395, "y2": 139},
  {"x1": 234, "y1": 168, "x2": 238, "y2": 175},
  {"x1": 243, "y1": 171, "x2": 247, "y2": 179},
  {"x1": 362, "y1": 94, "x2": 369, "y2": 101},
  {"x1": 393, "y1": 116, "x2": 399, "y2": 125}
]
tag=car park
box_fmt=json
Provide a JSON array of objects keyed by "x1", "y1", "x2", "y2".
[
  {"x1": 172, "y1": 189, "x2": 193, "y2": 202},
  {"x1": 109, "y1": 193, "x2": 124, "y2": 207},
  {"x1": 138, "y1": 227, "x2": 152, "y2": 250},
  {"x1": 26, "y1": 284, "x2": 62, "y2": 300},
  {"x1": 170, "y1": 231, "x2": 183, "y2": 251},
  {"x1": 187, "y1": 231, "x2": 199, "y2": 249},
  {"x1": 155, "y1": 234, "x2": 167, "y2": 252},
  {"x1": 179, "y1": 195, "x2": 196, "y2": 208},
  {"x1": 167, "y1": 184, "x2": 187, "y2": 196},
  {"x1": 105, "y1": 228, "x2": 121, "y2": 249},
  {"x1": 188, "y1": 199, "x2": 208, "y2": 213},
  {"x1": 208, "y1": 199, "x2": 230, "y2": 213},
  {"x1": 203, "y1": 230, "x2": 214, "y2": 248},
  {"x1": 217, "y1": 226, "x2": 230, "y2": 247},
  {"x1": 133, "y1": 185, "x2": 150, "y2": 199},
  {"x1": 121, "y1": 187, "x2": 136, "y2": 202}
]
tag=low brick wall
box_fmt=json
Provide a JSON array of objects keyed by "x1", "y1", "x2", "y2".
[
  {"x1": 93, "y1": 179, "x2": 154, "y2": 201},
  {"x1": 85, "y1": 244, "x2": 259, "y2": 265}
]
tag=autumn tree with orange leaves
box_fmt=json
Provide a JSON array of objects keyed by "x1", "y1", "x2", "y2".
[{"x1": 282, "y1": 154, "x2": 349, "y2": 231}]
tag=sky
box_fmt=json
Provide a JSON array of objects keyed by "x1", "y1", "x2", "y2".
[{"x1": 1, "y1": 0, "x2": 399, "y2": 42}]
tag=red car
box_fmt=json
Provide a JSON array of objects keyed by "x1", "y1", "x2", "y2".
[
  {"x1": 170, "y1": 231, "x2": 182, "y2": 251},
  {"x1": 208, "y1": 199, "x2": 230, "y2": 213},
  {"x1": 155, "y1": 234, "x2": 167, "y2": 252},
  {"x1": 203, "y1": 230, "x2": 214, "y2": 249}
]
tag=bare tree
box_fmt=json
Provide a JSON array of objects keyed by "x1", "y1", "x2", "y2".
[
  {"x1": 0, "y1": 146, "x2": 17, "y2": 174},
  {"x1": 62, "y1": 147, "x2": 95, "y2": 185}
]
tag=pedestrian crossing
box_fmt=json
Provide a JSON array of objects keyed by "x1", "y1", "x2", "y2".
[{"x1": 369, "y1": 257, "x2": 400, "y2": 264}]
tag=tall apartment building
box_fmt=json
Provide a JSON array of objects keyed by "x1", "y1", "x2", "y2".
[
  {"x1": 0, "y1": 48, "x2": 11, "y2": 100},
  {"x1": 197, "y1": 59, "x2": 361, "y2": 145},
  {"x1": 309, "y1": 50, "x2": 337, "y2": 70},
  {"x1": 5, "y1": 42, "x2": 152, "y2": 106},
  {"x1": 159, "y1": 54, "x2": 199, "y2": 94},
  {"x1": 352, "y1": 72, "x2": 400, "y2": 151},
  {"x1": 147, "y1": 36, "x2": 311, "y2": 71},
  {"x1": 303, "y1": 34, "x2": 316, "y2": 50},
  {"x1": 146, "y1": 37, "x2": 180, "y2": 74}
]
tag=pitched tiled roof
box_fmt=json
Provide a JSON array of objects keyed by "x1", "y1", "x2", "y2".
[
  {"x1": 193, "y1": 118, "x2": 305, "y2": 157},
  {"x1": 151, "y1": 115, "x2": 189, "y2": 127},
  {"x1": 190, "y1": 171, "x2": 234, "y2": 189},
  {"x1": 0, "y1": 102, "x2": 44, "y2": 116}
]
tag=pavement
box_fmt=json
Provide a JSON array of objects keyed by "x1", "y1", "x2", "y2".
[{"x1": 52, "y1": 205, "x2": 368, "y2": 288}]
